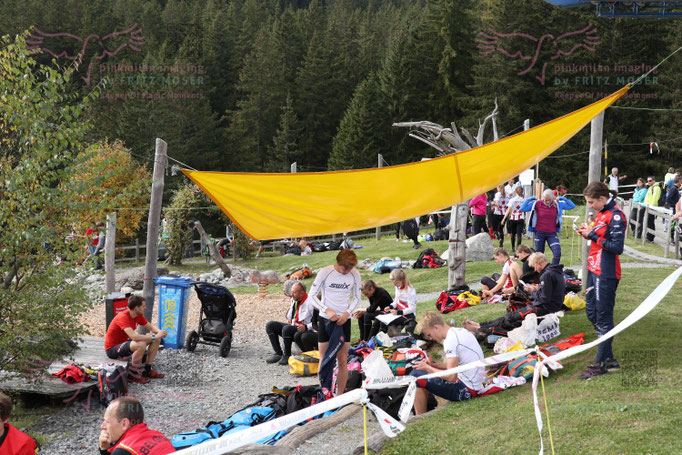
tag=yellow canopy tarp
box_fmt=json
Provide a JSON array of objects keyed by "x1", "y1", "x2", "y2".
[{"x1": 184, "y1": 86, "x2": 628, "y2": 240}]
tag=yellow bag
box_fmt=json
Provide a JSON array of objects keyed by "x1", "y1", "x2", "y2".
[
  {"x1": 564, "y1": 293, "x2": 586, "y2": 311},
  {"x1": 457, "y1": 291, "x2": 482, "y2": 306},
  {"x1": 288, "y1": 350, "x2": 319, "y2": 376}
]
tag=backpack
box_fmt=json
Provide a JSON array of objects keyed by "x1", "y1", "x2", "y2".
[
  {"x1": 236, "y1": 392, "x2": 288, "y2": 417},
  {"x1": 285, "y1": 245, "x2": 302, "y2": 255},
  {"x1": 435, "y1": 285, "x2": 471, "y2": 314},
  {"x1": 312, "y1": 243, "x2": 327, "y2": 252},
  {"x1": 502, "y1": 354, "x2": 539, "y2": 381},
  {"x1": 97, "y1": 365, "x2": 128, "y2": 406},
  {"x1": 433, "y1": 229, "x2": 448, "y2": 241},
  {"x1": 413, "y1": 248, "x2": 437, "y2": 269},
  {"x1": 171, "y1": 407, "x2": 277, "y2": 449},
  {"x1": 340, "y1": 237, "x2": 355, "y2": 249},
  {"x1": 368, "y1": 387, "x2": 437, "y2": 420},
  {"x1": 328, "y1": 240, "x2": 343, "y2": 250},
  {"x1": 386, "y1": 348, "x2": 428, "y2": 376},
  {"x1": 285, "y1": 385, "x2": 324, "y2": 414},
  {"x1": 373, "y1": 258, "x2": 402, "y2": 274},
  {"x1": 287, "y1": 264, "x2": 313, "y2": 280},
  {"x1": 288, "y1": 350, "x2": 320, "y2": 376}
]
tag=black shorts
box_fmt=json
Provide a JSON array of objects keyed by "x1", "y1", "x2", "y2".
[
  {"x1": 106, "y1": 341, "x2": 133, "y2": 359},
  {"x1": 317, "y1": 318, "x2": 352, "y2": 343}
]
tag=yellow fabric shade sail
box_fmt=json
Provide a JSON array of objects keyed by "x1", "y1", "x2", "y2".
[{"x1": 184, "y1": 86, "x2": 629, "y2": 240}]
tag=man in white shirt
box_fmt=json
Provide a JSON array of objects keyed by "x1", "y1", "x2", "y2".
[
  {"x1": 605, "y1": 167, "x2": 626, "y2": 193},
  {"x1": 308, "y1": 250, "x2": 362, "y2": 395},
  {"x1": 410, "y1": 312, "x2": 485, "y2": 414}
]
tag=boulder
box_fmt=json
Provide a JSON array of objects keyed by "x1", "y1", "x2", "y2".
[
  {"x1": 115, "y1": 266, "x2": 170, "y2": 290},
  {"x1": 466, "y1": 233, "x2": 494, "y2": 262}
]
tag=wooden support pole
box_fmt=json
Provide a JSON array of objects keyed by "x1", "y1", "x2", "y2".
[
  {"x1": 135, "y1": 238, "x2": 140, "y2": 263},
  {"x1": 142, "y1": 138, "x2": 167, "y2": 326},
  {"x1": 448, "y1": 202, "x2": 468, "y2": 289},
  {"x1": 376, "y1": 154, "x2": 383, "y2": 241},
  {"x1": 642, "y1": 205, "x2": 649, "y2": 246},
  {"x1": 105, "y1": 212, "x2": 117, "y2": 293},
  {"x1": 582, "y1": 112, "x2": 604, "y2": 288}
]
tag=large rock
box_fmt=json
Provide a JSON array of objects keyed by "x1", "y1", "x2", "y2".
[
  {"x1": 115, "y1": 266, "x2": 170, "y2": 290},
  {"x1": 466, "y1": 233, "x2": 494, "y2": 262}
]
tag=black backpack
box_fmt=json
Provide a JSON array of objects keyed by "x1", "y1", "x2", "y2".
[
  {"x1": 98, "y1": 365, "x2": 128, "y2": 406},
  {"x1": 433, "y1": 229, "x2": 448, "y2": 241},
  {"x1": 312, "y1": 243, "x2": 327, "y2": 252},
  {"x1": 328, "y1": 240, "x2": 343, "y2": 251},
  {"x1": 413, "y1": 248, "x2": 437, "y2": 268},
  {"x1": 285, "y1": 385, "x2": 323, "y2": 414},
  {"x1": 655, "y1": 182, "x2": 666, "y2": 207},
  {"x1": 368, "y1": 387, "x2": 437, "y2": 420}
]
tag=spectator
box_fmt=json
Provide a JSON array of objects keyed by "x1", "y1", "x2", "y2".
[
  {"x1": 99, "y1": 397, "x2": 175, "y2": 454},
  {"x1": 666, "y1": 176, "x2": 680, "y2": 216},
  {"x1": 463, "y1": 252, "x2": 565, "y2": 339},
  {"x1": 504, "y1": 178, "x2": 517, "y2": 200},
  {"x1": 629, "y1": 178, "x2": 647, "y2": 238},
  {"x1": 576, "y1": 182, "x2": 625, "y2": 380},
  {"x1": 85, "y1": 222, "x2": 100, "y2": 255},
  {"x1": 480, "y1": 247, "x2": 521, "y2": 300},
  {"x1": 104, "y1": 296, "x2": 167, "y2": 384},
  {"x1": 373, "y1": 269, "x2": 417, "y2": 336},
  {"x1": 352, "y1": 280, "x2": 393, "y2": 342},
  {"x1": 309, "y1": 250, "x2": 361, "y2": 396},
  {"x1": 410, "y1": 312, "x2": 485, "y2": 415},
  {"x1": 490, "y1": 184, "x2": 508, "y2": 247},
  {"x1": 604, "y1": 167, "x2": 627, "y2": 193},
  {"x1": 512, "y1": 244, "x2": 539, "y2": 285},
  {"x1": 643, "y1": 176, "x2": 662, "y2": 242},
  {"x1": 502, "y1": 186, "x2": 526, "y2": 250},
  {"x1": 552, "y1": 185, "x2": 567, "y2": 198},
  {"x1": 265, "y1": 281, "x2": 317, "y2": 365},
  {"x1": 0, "y1": 392, "x2": 39, "y2": 454},
  {"x1": 663, "y1": 167, "x2": 676, "y2": 186},
  {"x1": 469, "y1": 193, "x2": 489, "y2": 236},
  {"x1": 520, "y1": 189, "x2": 576, "y2": 265}
]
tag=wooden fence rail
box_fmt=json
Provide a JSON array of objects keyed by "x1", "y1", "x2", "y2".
[{"x1": 628, "y1": 201, "x2": 680, "y2": 259}]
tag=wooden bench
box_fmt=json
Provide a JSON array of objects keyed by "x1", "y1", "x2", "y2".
[{"x1": 0, "y1": 337, "x2": 127, "y2": 400}]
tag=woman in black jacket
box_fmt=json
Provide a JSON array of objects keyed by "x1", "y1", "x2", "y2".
[{"x1": 352, "y1": 280, "x2": 393, "y2": 342}]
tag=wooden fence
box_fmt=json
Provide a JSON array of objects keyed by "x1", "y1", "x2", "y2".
[{"x1": 628, "y1": 201, "x2": 681, "y2": 259}]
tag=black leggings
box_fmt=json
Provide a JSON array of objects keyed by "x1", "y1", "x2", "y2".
[
  {"x1": 490, "y1": 214, "x2": 504, "y2": 246},
  {"x1": 370, "y1": 314, "x2": 417, "y2": 338},
  {"x1": 507, "y1": 219, "x2": 525, "y2": 250},
  {"x1": 472, "y1": 215, "x2": 489, "y2": 235},
  {"x1": 266, "y1": 321, "x2": 317, "y2": 355}
]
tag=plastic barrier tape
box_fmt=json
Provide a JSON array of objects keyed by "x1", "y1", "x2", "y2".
[
  {"x1": 173, "y1": 389, "x2": 368, "y2": 455},
  {"x1": 531, "y1": 266, "x2": 682, "y2": 455},
  {"x1": 366, "y1": 401, "x2": 406, "y2": 438}
]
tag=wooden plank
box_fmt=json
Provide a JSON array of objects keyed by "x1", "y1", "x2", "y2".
[{"x1": 0, "y1": 337, "x2": 126, "y2": 399}]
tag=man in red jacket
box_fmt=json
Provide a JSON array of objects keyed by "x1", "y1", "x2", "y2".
[
  {"x1": 99, "y1": 397, "x2": 175, "y2": 454},
  {"x1": 0, "y1": 392, "x2": 39, "y2": 454}
]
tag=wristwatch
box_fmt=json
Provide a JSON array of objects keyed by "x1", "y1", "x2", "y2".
[{"x1": 151, "y1": 334, "x2": 156, "y2": 342}]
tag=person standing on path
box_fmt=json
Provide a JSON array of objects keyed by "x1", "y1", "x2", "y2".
[
  {"x1": 520, "y1": 189, "x2": 576, "y2": 265},
  {"x1": 605, "y1": 167, "x2": 627, "y2": 193}
]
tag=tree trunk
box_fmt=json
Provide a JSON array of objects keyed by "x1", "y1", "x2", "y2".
[
  {"x1": 193, "y1": 220, "x2": 232, "y2": 278},
  {"x1": 448, "y1": 201, "x2": 469, "y2": 289}
]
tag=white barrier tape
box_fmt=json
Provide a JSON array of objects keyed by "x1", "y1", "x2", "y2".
[
  {"x1": 363, "y1": 348, "x2": 536, "y2": 390},
  {"x1": 531, "y1": 266, "x2": 682, "y2": 455},
  {"x1": 398, "y1": 381, "x2": 417, "y2": 423},
  {"x1": 366, "y1": 401, "x2": 406, "y2": 437},
  {"x1": 174, "y1": 389, "x2": 367, "y2": 455}
]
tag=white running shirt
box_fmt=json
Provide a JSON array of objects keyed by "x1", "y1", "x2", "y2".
[
  {"x1": 443, "y1": 327, "x2": 485, "y2": 390},
  {"x1": 308, "y1": 265, "x2": 361, "y2": 319},
  {"x1": 391, "y1": 285, "x2": 417, "y2": 316}
]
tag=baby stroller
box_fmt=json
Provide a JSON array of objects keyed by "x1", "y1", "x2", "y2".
[{"x1": 185, "y1": 283, "x2": 237, "y2": 357}]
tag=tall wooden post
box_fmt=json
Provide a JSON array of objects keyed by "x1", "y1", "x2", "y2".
[
  {"x1": 376, "y1": 154, "x2": 383, "y2": 241},
  {"x1": 448, "y1": 202, "x2": 469, "y2": 288},
  {"x1": 581, "y1": 112, "x2": 604, "y2": 288},
  {"x1": 105, "y1": 212, "x2": 117, "y2": 293},
  {"x1": 290, "y1": 162, "x2": 297, "y2": 173},
  {"x1": 142, "y1": 139, "x2": 167, "y2": 326}
]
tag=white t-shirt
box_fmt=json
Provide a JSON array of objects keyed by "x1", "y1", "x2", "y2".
[
  {"x1": 308, "y1": 265, "x2": 361, "y2": 319},
  {"x1": 507, "y1": 195, "x2": 525, "y2": 221},
  {"x1": 493, "y1": 192, "x2": 508, "y2": 216},
  {"x1": 504, "y1": 184, "x2": 515, "y2": 200},
  {"x1": 608, "y1": 174, "x2": 619, "y2": 191},
  {"x1": 443, "y1": 327, "x2": 485, "y2": 390},
  {"x1": 391, "y1": 285, "x2": 417, "y2": 316},
  {"x1": 500, "y1": 259, "x2": 514, "y2": 289}
]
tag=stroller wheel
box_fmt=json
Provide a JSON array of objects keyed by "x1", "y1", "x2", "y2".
[
  {"x1": 219, "y1": 334, "x2": 232, "y2": 358},
  {"x1": 185, "y1": 331, "x2": 199, "y2": 352}
]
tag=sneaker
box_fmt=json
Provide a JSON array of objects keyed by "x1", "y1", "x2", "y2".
[
  {"x1": 128, "y1": 375, "x2": 150, "y2": 384},
  {"x1": 143, "y1": 368, "x2": 164, "y2": 379},
  {"x1": 278, "y1": 355, "x2": 290, "y2": 366},
  {"x1": 412, "y1": 243, "x2": 422, "y2": 249},
  {"x1": 578, "y1": 363, "x2": 607, "y2": 380},
  {"x1": 266, "y1": 354, "x2": 282, "y2": 364},
  {"x1": 604, "y1": 358, "x2": 621, "y2": 371}
]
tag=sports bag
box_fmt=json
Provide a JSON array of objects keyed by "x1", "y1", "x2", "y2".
[
  {"x1": 433, "y1": 228, "x2": 448, "y2": 240},
  {"x1": 328, "y1": 240, "x2": 343, "y2": 250},
  {"x1": 413, "y1": 248, "x2": 437, "y2": 268},
  {"x1": 287, "y1": 264, "x2": 313, "y2": 280},
  {"x1": 98, "y1": 365, "x2": 128, "y2": 406},
  {"x1": 312, "y1": 242, "x2": 328, "y2": 252},
  {"x1": 285, "y1": 385, "x2": 324, "y2": 414},
  {"x1": 340, "y1": 237, "x2": 355, "y2": 249},
  {"x1": 386, "y1": 348, "x2": 428, "y2": 376},
  {"x1": 288, "y1": 350, "x2": 320, "y2": 376},
  {"x1": 171, "y1": 407, "x2": 277, "y2": 449},
  {"x1": 373, "y1": 258, "x2": 402, "y2": 274}
]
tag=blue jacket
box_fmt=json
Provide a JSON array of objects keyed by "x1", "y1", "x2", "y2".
[{"x1": 519, "y1": 196, "x2": 576, "y2": 233}]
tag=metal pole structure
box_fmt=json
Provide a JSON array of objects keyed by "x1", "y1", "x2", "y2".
[
  {"x1": 581, "y1": 112, "x2": 604, "y2": 288},
  {"x1": 105, "y1": 212, "x2": 117, "y2": 293},
  {"x1": 376, "y1": 154, "x2": 383, "y2": 241},
  {"x1": 142, "y1": 138, "x2": 167, "y2": 327}
]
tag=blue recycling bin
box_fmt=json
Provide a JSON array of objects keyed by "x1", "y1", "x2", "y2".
[{"x1": 155, "y1": 276, "x2": 193, "y2": 349}]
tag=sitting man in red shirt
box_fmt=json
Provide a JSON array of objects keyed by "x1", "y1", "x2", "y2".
[
  {"x1": 0, "y1": 392, "x2": 39, "y2": 455},
  {"x1": 104, "y1": 295, "x2": 167, "y2": 383},
  {"x1": 99, "y1": 397, "x2": 175, "y2": 454}
]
